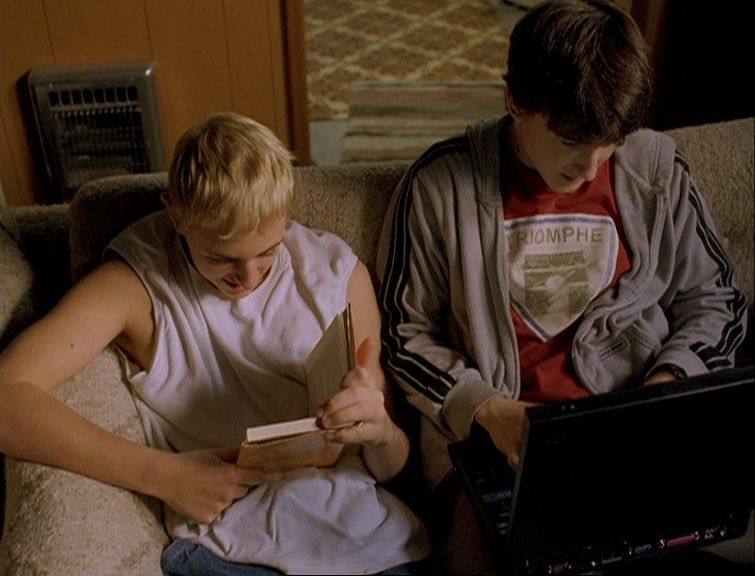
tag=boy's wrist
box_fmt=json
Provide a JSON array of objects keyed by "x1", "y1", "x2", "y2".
[
  {"x1": 135, "y1": 446, "x2": 175, "y2": 501},
  {"x1": 646, "y1": 363, "x2": 686, "y2": 384},
  {"x1": 662, "y1": 364, "x2": 686, "y2": 379},
  {"x1": 474, "y1": 394, "x2": 509, "y2": 430},
  {"x1": 371, "y1": 418, "x2": 399, "y2": 447}
]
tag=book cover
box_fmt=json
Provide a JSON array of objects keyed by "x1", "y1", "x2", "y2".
[
  {"x1": 304, "y1": 304, "x2": 356, "y2": 413},
  {"x1": 236, "y1": 429, "x2": 345, "y2": 472}
]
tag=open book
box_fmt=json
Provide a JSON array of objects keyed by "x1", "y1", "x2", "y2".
[{"x1": 236, "y1": 306, "x2": 357, "y2": 472}]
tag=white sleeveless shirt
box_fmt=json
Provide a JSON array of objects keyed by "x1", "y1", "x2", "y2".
[{"x1": 108, "y1": 211, "x2": 430, "y2": 574}]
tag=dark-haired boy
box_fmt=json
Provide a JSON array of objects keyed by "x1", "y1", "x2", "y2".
[{"x1": 377, "y1": 0, "x2": 746, "y2": 571}]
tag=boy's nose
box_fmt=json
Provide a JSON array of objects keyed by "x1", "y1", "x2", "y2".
[
  {"x1": 235, "y1": 260, "x2": 263, "y2": 288},
  {"x1": 575, "y1": 153, "x2": 600, "y2": 181},
  {"x1": 574, "y1": 146, "x2": 611, "y2": 182}
]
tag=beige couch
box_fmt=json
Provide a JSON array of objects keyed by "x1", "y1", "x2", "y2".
[{"x1": 1, "y1": 118, "x2": 753, "y2": 574}]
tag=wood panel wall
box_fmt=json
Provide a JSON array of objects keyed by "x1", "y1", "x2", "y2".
[{"x1": 0, "y1": 0, "x2": 309, "y2": 207}]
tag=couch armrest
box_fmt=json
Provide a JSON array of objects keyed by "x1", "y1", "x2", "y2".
[
  {"x1": 0, "y1": 349, "x2": 168, "y2": 575},
  {"x1": 0, "y1": 205, "x2": 71, "y2": 346},
  {"x1": 0, "y1": 226, "x2": 35, "y2": 351}
]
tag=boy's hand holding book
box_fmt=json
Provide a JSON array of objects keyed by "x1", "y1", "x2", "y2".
[
  {"x1": 316, "y1": 337, "x2": 397, "y2": 448},
  {"x1": 237, "y1": 307, "x2": 363, "y2": 472}
]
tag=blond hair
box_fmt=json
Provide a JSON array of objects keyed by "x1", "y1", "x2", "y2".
[{"x1": 167, "y1": 112, "x2": 294, "y2": 238}]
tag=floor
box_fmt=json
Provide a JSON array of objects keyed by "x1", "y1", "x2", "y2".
[{"x1": 305, "y1": 0, "x2": 528, "y2": 166}]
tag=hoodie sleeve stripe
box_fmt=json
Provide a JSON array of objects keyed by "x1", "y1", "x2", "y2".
[
  {"x1": 380, "y1": 136, "x2": 468, "y2": 403},
  {"x1": 676, "y1": 154, "x2": 747, "y2": 368}
]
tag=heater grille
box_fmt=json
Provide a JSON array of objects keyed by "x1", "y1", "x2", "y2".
[{"x1": 28, "y1": 61, "x2": 165, "y2": 202}]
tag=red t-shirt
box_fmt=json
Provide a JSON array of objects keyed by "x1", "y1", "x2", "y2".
[{"x1": 500, "y1": 146, "x2": 631, "y2": 402}]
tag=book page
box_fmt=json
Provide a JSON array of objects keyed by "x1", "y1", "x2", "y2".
[
  {"x1": 305, "y1": 305, "x2": 355, "y2": 414},
  {"x1": 246, "y1": 417, "x2": 320, "y2": 443},
  {"x1": 245, "y1": 416, "x2": 358, "y2": 443}
]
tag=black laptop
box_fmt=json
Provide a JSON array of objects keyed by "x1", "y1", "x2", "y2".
[{"x1": 448, "y1": 364, "x2": 754, "y2": 575}]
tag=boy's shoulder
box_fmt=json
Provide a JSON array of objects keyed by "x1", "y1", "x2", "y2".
[
  {"x1": 624, "y1": 127, "x2": 675, "y2": 150},
  {"x1": 111, "y1": 209, "x2": 172, "y2": 246},
  {"x1": 282, "y1": 220, "x2": 358, "y2": 312},
  {"x1": 285, "y1": 219, "x2": 351, "y2": 250},
  {"x1": 618, "y1": 128, "x2": 678, "y2": 187},
  {"x1": 284, "y1": 219, "x2": 358, "y2": 277}
]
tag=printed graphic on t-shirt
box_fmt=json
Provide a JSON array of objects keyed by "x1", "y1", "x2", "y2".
[{"x1": 504, "y1": 214, "x2": 618, "y2": 341}]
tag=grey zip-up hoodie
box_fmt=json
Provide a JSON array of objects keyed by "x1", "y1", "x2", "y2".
[{"x1": 377, "y1": 116, "x2": 747, "y2": 488}]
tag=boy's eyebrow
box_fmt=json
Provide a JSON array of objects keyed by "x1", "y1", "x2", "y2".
[
  {"x1": 206, "y1": 240, "x2": 283, "y2": 260},
  {"x1": 558, "y1": 136, "x2": 585, "y2": 146},
  {"x1": 256, "y1": 240, "x2": 283, "y2": 256}
]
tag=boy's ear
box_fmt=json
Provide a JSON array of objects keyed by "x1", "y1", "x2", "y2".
[
  {"x1": 160, "y1": 193, "x2": 181, "y2": 231},
  {"x1": 504, "y1": 88, "x2": 522, "y2": 118}
]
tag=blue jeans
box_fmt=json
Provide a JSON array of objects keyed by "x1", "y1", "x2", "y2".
[
  {"x1": 161, "y1": 540, "x2": 436, "y2": 575},
  {"x1": 161, "y1": 541, "x2": 282, "y2": 576}
]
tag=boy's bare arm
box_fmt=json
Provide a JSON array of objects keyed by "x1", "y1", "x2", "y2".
[
  {"x1": 0, "y1": 260, "x2": 263, "y2": 524},
  {"x1": 0, "y1": 260, "x2": 163, "y2": 490},
  {"x1": 1, "y1": 260, "x2": 149, "y2": 389}
]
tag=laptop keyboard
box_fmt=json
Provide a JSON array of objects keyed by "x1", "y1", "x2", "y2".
[{"x1": 467, "y1": 453, "x2": 515, "y2": 535}]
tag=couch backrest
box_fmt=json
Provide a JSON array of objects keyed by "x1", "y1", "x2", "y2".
[
  {"x1": 289, "y1": 162, "x2": 408, "y2": 282},
  {"x1": 70, "y1": 174, "x2": 166, "y2": 282},
  {"x1": 70, "y1": 162, "x2": 410, "y2": 285}
]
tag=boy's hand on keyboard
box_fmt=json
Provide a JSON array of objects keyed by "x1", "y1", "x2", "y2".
[{"x1": 474, "y1": 395, "x2": 538, "y2": 470}]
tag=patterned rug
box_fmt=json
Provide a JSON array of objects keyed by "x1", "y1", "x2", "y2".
[{"x1": 305, "y1": 0, "x2": 518, "y2": 122}]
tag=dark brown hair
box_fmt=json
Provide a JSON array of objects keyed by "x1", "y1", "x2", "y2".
[{"x1": 505, "y1": 0, "x2": 652, "y2": 144}]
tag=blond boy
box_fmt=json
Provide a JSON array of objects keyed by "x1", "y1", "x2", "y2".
[{"x1": 0, "y1": 113, "x2": 430, "y2": 575}]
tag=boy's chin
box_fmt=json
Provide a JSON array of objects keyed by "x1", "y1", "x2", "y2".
[{"x1": 551, "y1": 178, "x2": 585, "y2": 194}]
